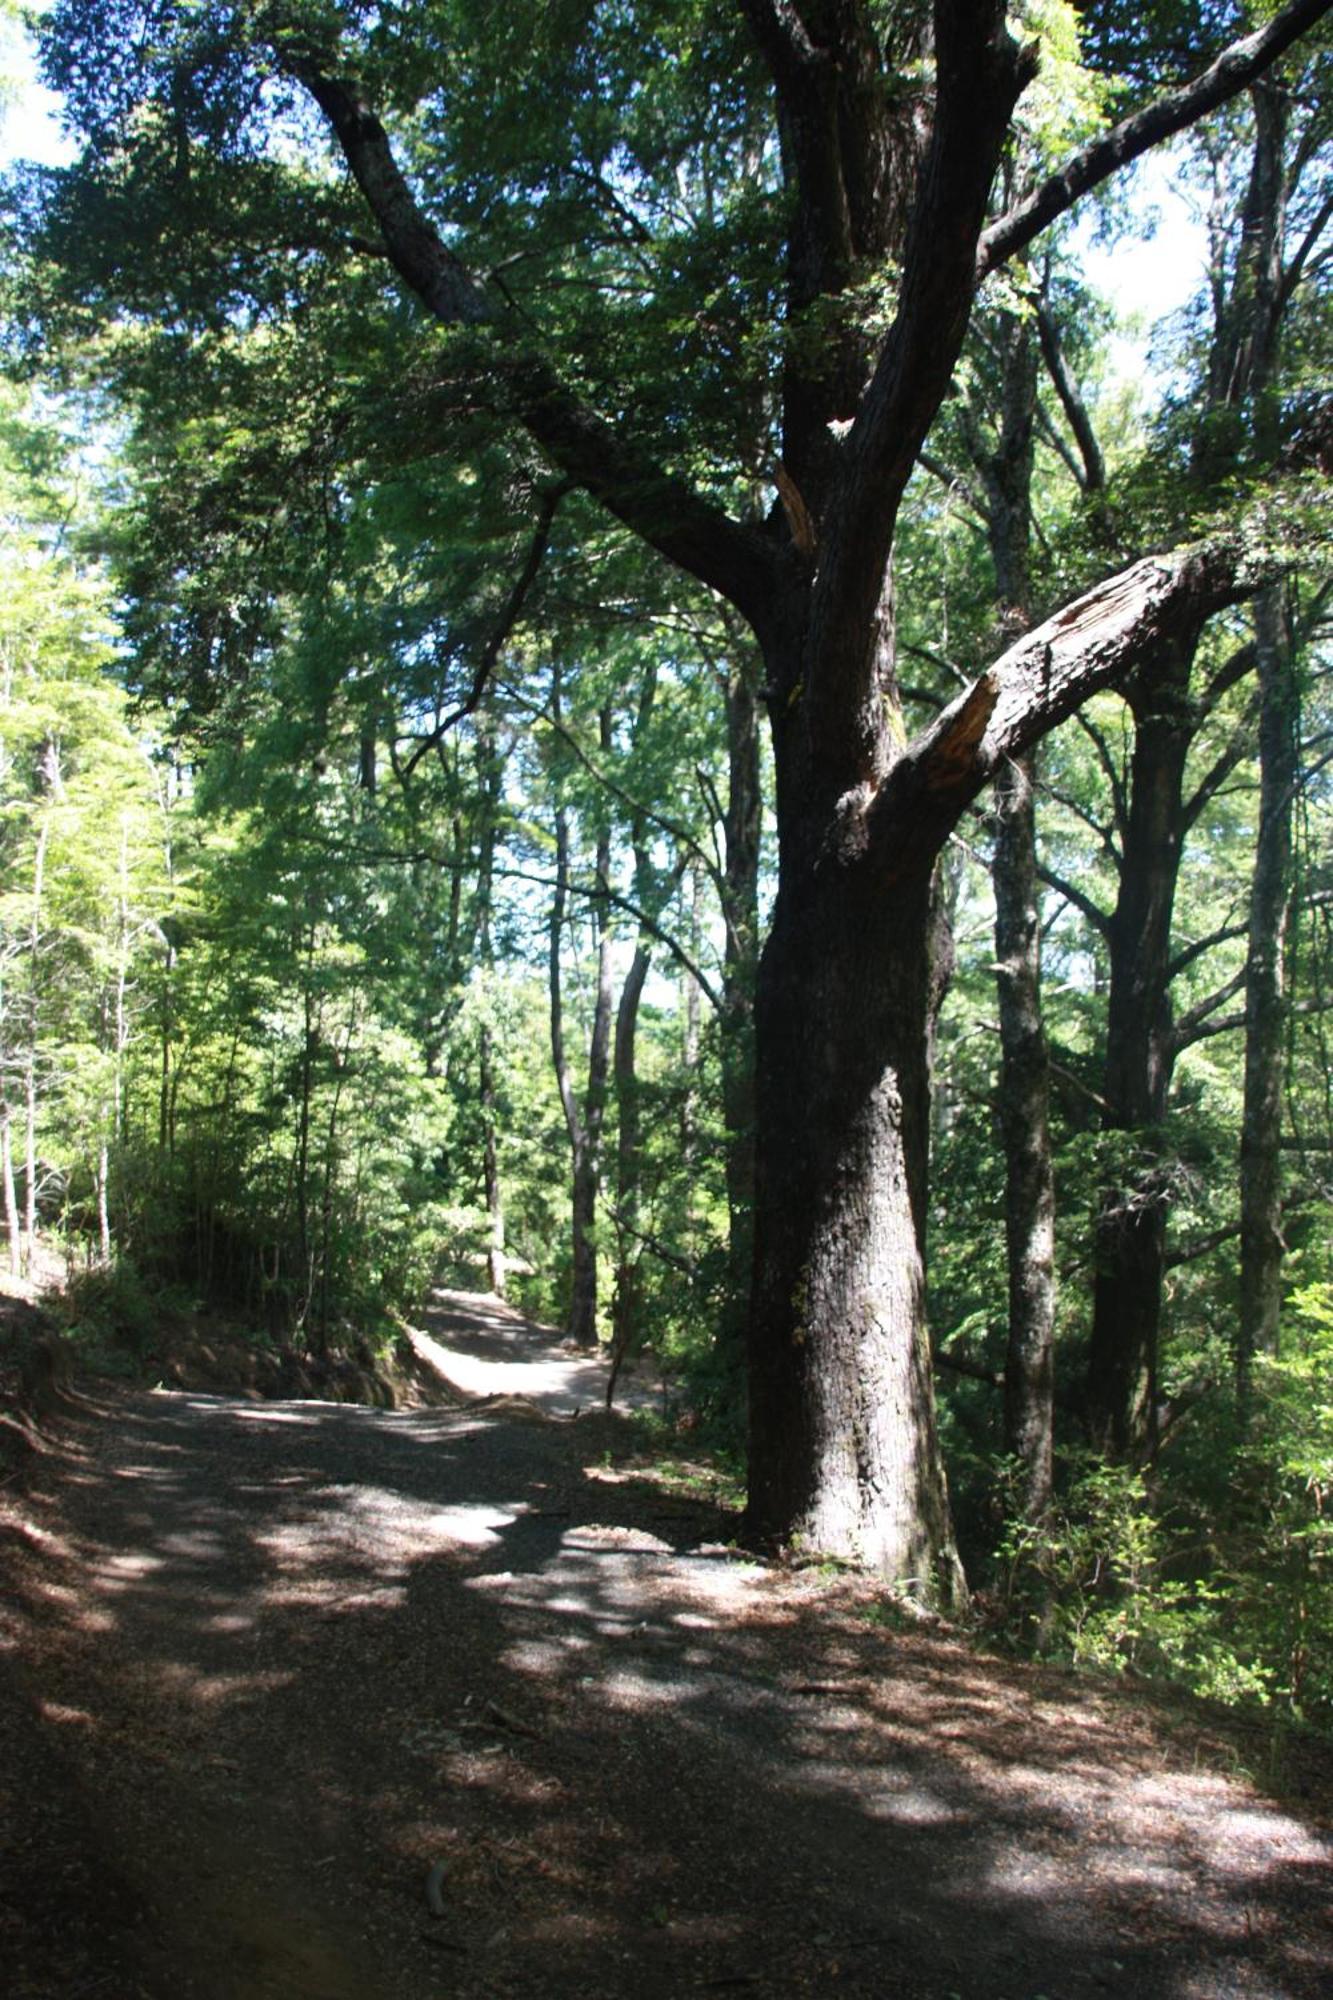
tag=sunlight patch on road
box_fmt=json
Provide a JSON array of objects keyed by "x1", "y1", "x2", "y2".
[
  {"x1": 37, "y1": 1698, "x2": 95, "y2": 1728},
  {"x1": 256, "y1": 1487, "x2": 520, "y2": 1572}
]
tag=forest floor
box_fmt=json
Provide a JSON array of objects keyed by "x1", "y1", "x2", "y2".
[{"x1": 2, "y1": 1288, "x2": 1331, "y2": 2000}]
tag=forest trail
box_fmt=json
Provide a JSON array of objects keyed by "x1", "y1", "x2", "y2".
[{"x1": 2, "y1": 1293, "x2": 1330, "y2": 2000}]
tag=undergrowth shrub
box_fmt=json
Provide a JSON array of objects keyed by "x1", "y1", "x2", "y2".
[{"x1": 990, "y1": 1296, "x2": 1333, "y2": 1730}]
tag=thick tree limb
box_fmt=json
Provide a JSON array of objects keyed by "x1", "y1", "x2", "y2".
[
  {"x1": 873, "y1": 537, "x2": 1271, "y2": 864},
  {"x1": 292, "y1": 68, "x2": 781, "y2": 631},
  {"x1": 810, "y1": 2, "x2": 1036, "y2": 775},
  {"x1": 978, "y1": 0, "x2": 1333, "y2": 282}
]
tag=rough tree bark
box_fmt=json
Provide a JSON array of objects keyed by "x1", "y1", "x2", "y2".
[
  {"x1": 720, "y1": 654, "x2": 763, "y2": 1350},
  {"x1": 549, "y1": 794, "x2": 614, "y2": 1349},
  {"x1": 1233, "y1": 84, "x2": 1297, "y2": 1401},
  {"x1": 1085, "y1": 634, "x2": 1200, "y2": 1458},
  {"x1": 1238, "y1": 583, "x2": 1297, "y2": 1406},
  {"x1": 970, "y1": 297, "x2": 1056, "y2": 1520},
  {"x1": 1087, "y1": 76, "x2": 1297, "y2": 1453}
]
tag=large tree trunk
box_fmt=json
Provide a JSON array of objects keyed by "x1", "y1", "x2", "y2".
[
  {"x1": 289, "y1": 0, "x2": 1316, "y2": 1601},
  {"x1": 1238, "y1": 584, "x2": 1296, "y2": 1405},
  {"x1": 747, "y1": 840, "x2": 965, "y2": 1602}
]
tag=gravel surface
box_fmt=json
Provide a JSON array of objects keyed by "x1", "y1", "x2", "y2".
[{"x1": 2, "y1": 1290, "x2": 1330, "y2": 1998}]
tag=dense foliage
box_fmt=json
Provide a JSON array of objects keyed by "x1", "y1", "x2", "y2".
[{"x1": 2, "y1": 3, "x2": 1331, "y2": 1720}]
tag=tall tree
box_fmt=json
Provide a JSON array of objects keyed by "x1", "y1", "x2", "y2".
[
  {"x1": 1082, "y1": 65, "x2": 1330, "y2": 1455},
  {"x1": 29, "y1": 0, "x2": 1333, "y2": 1595}
]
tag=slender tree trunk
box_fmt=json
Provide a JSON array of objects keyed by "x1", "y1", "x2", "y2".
[
  {"x1": 157, "y1": 777, "x2": 178, "y2": 1158},
  {"x1": 1086, "y1": 639, "x2": 1198, "y2": 1457},
  {"x1": 609, "y1": 940, "x2": 651, "y2": 1404},
  {"x1": 679, "y1": 864, "x2": 701, "y2": 1238},
  {"x1": 549, "y1": 801, "x2": 614, "y2": 1348},
  {"x1": 294, "y1": 935, "x2": 317, "y2": 1328},
  {"x1": 974, "y1": 301, "x2": 1056, "y2": 1518},
  {"x1": 1238, "y1": 584, "x2": 1297, "y2": 1405},
  {"x1": 315, "y1": 1009, "x2": 355, "y2": 1353},
  {"x1": 95, "y1": 1143, "x2": 111, "y2": 1266},
  {"x1": 720, "y1": 659, "x2": 763, "y2": 1352},
  {"x1": 994, "y1": 750, "x2": 1056, "y2": 1515},
  {"x1": 24, "y1": 816, "x2": 50, "y2": 1272},
  {"x1": 475, "y1": 721, "x2": 506, "y2": 1297},
  {"x1": 158, "y1": 932, "x2": 177, "y2": 1157},
  {"x1": 1, "y1": 1100, "x2": 20, "y2": 1278},
  {"x1": 479, "y1": 1021, "x2": 505, "y2": 1296}
]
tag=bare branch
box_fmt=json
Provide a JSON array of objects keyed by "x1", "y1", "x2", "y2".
[
  {"x1": 1168, "y1": 912, "x2": 1250, "y2": 982},
  {"x1": 498, "y1": 863, "x2": 723, "y2": 1013},
  {"x1": 502, "y1": 684, "x2": 723, "y2": 898},
  {"x1": 1072, "y1": 709, "x2": 1129, "y2": 845},
  {"x1": 1173, "y1": 966, "x2": 1247, "y2": 1050},
  {"x1": 1182, "y1": 696, "x2": 1259, "y2": 831},
  {"x1": 1279, "y1": 190, "x2": 1333, "y2": 311},
  {"x1": 1036, "y1": 863, "x2": 1110, "y2": 939},
  {"x1": 1165, "y1": 1224, "x2": 1241, "y2": 1270},
  {"x1": 1200, "y1": 638, "x2": 1258, "y2": 713},
  {"x1": 393, "y1": 482, "x2": 569, "y2": 779},
  {"x1": 978, "y1": 0, "x2": 1333, "y2": 281},
  {"x1": 1036, "y1": 304, "x2": 1105, "y2": 493},
  {"x1": 1035, "y1": 397, "x2": 1089, "y2": 489}
]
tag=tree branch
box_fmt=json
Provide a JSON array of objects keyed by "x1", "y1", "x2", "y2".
[
  {"x1": 1165, "y1": 1224, "x2": 1240, "y2": 1270},
  {"x1": 292, "y1": 66, "x2": 782, "y2": 631},
  {"x1": 1168, "y1": 911, "x2": 1249, "y2": 982},
  {"x1": 1182, "y1": 695, "x2": 1259, "y2": 831},
  {"x1": 809, "y1": 4, "x2": 1037, "y2": 776},
  {"x1": 495, "y1": 865, "x2": 723, "y2": 1014},
  {"x1": 875, "y1": 535, "x2": 1274, "y2": 866},
  {"x1": 392, "y1": 482, "x2": 569, "y2": 779},
  {"x1": 1036, "y1": 304, "x2": 1105, "y2": 494},
  {"x1": 1199, "y1": 637, "x2": 1258, "y2": 714},
  {"x1": 1172, "y1": 966, "x2": 1247, "y2": 1051},
  {"x1": 1036, "y1": 863, "x2": 1110, "y2": 940},
  {"x1": 979, "y1": 0, "x2": 1333, "y2": 281},
  {"x1": 1072, "y1": 709, "x2": 1129, "y2": 846}
]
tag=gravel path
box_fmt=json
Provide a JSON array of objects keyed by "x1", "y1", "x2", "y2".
[{"x1": 3, "y1": 1292, "x2": 1330, "y2": 1998}]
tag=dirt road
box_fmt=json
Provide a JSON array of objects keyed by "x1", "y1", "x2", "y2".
[{"x1": 2, "y1": 1291, "x2": 1330, "y2": 1998}]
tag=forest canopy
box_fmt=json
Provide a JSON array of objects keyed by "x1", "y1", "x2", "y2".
[{"x1": 3, "y1": 1, "x2": 1333, "y2": 1716}]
